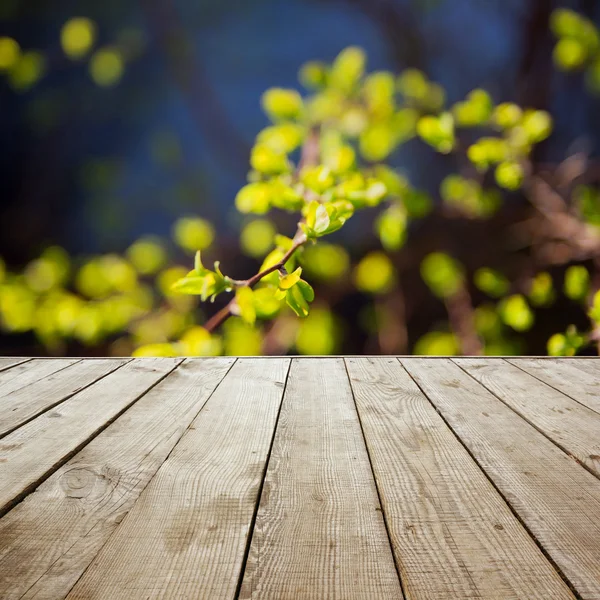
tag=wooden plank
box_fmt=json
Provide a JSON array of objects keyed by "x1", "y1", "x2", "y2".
[
  {"x1": 402, "y1": 358, "x2": 600, "y2": 600},
  {"x1": 506, "y1": 358, "x2": 600, "y2": 414},
  {"x1": 560, "y1": 358, "x2": 600, "y2": 377},
  {"x1": 0, "y1": 358, "x2": 180, "y2": 516},
  {"x1": 0, "y1": 358, "x2": 235, "y2": 600},
  {"x1": 240, "y1": 358, "x2": 403, "y2": 600},
  {"x1": 0, "y1": 358, "x2": 128, "y2": 438},
  {"x1": 0, "y1": 359, "x2": 80, "y2": 398},
  {"x1": 345, "y1": 357, "x2": 574, "y2": 600},
  {"x1": 0, "y1": 358, "x2": 31, "y2": 374},
  {"x1": 66, "y1": 358, "x2": 290, "y2": 600},
  {"x1": 457, "y1": 358, "x2": 600, "y2": 478}
]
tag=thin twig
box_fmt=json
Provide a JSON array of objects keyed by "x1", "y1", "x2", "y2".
[
  {"x1": 204, "y1": 232, "x2": 307, "y2": 333},
  {"x1": 204, "y1": 130, "x2": 320, "y2": 334}
]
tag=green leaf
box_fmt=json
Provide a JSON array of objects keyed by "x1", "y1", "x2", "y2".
[
  {"x1": 417, "y1": 113, "x2": 455, "y2": 153},
  {"x1": 235, "y1": 183, "x2": 271, "y2": 214},
  {"x1": 314, "y1": 205, "x2": 330, "y2": 234},
  {"x1": 253, "y1": 286, "x2": 282, "y2": 319},
  {"x1": 452, "y1": 89, "x2": 493, "y2": 127},
  {"x1": 279, "y1": 266, "x2": 303, "y2": 290},
  {"x1": 354, "y1": 251, "x2": 396, "y2": 294},
  {"x1": 528, "y1": 272, "x2": 555, "y2": 307},
  {"x1": 300, "y1": 166, "x2": 335, "y2": 193},
  {"x1": 376, "y1": 205, "x2": 406, "y2": 251},
  {"x1": 499, "y1": 294, "x2": 534, "y2": 331},
  {"x1": 474, "y1": 267, "x2": 510, "y2": 298},
  {"x1": 420, "y1": 253, "x2": 463, "y2": 298},
  {"x1": 256, "y1": 123, "x2": 304, "y2": 153},
  {"x1": 547, "y1": 325, "x2": 585, "y2": 356},
  {"x1": 495, "y1": 161, "x2": 524, "y2": 191},
  {"x1": 564, "y1": 265, "x2": 590, "y2": 301},
  {"x1": 296, "y1": 279, "x2": 315, "y2": 302},
  {"x1": 173, "y1": 219, "x2": 214, "y2": 253},
  {"x1": 171, "y1": 262, "x2": 230, "y2": 302},
  {"x1": 588, "y1": 290, "x2": 600, "y2": 322},
  {"x1": 171, "y1": 275, "x2": 207, "y2": 295},
  {"x1": 285, "y1": 284, "x2": 311, "y2": 318},
  {"x1": 261, "y1": 88, "x2": 304, "y2": 121},
  {"x1": 492, "y1": 103, "x2": 522, "y2": 129},
  {"x1": 329, "y1": 46, "x2": 365, "y2": 93},
  {"x1": 250, "y1": 143, "x2": 290, "y2": 174},
  {"x1": 235, "y1": 287, "x2": 256, "y2": 325}
]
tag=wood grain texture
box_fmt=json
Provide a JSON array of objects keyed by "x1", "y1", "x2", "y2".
[
  {"x1": 346, "y1": 357, "x2": 574, "y2": 600},
  {"x1": 66, "y1": 358, "x2": 290, "y2": 600},
  {"x1": 240, "y1": 358, "x2": 403, "y2": 600},
  {"x1": 0, "y1": 358, "x2": 31, "y2": 374},
  {"x1": 0, "y1": 358, "x2": 128, "y2": 438},
  {"x1": 0, "y1": 358, "x2": 180, "y2": 517},
  {"x1": 0, "y1": 359, "x2": 80, "y2": 399},
  {"x1": 402, "y1": 358, "x2": 600, "y2": 600},
  {"x1": 456, "y1": 358, "x2": 600, "y2": 477},
  {"x1": 506, "y1": 358, "x2": 600, "y2": 414},
  {"x1": 0, "y1": 358, "x2": 234, "y2": 600}
]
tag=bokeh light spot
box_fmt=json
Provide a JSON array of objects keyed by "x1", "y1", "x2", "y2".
[
  {"x1": 0, "y1": 36, "x2": 20, "y2": 71},
  {"x1": 61, "y1": 17, "x2": 96, "y2": 60},
  {"x1": 89, "y1": 48, "x2": 124, "y2": 87}
]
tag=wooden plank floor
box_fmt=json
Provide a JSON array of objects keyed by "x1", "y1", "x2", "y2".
[{"x1": 0, "y1": 358, "x2": 598, "y2": 599}]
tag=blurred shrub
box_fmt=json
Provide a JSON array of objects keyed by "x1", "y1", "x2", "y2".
[{"x1": 3, "y1": 9, "x2": 600, "y2": 357}]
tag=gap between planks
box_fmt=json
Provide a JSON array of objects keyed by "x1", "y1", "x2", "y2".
[
  {"x1": 239, "y1": 358, "x2": 402, "y2": 600},
  {"x1": 345, "y1": 357, "x2": 574, "y2": 600},
  {"x1": 0, "y1": 359, "x2": 131, "y2": 439},
  {"x1": 453, "y1": 358, "x2": 600, "y2": 480},
  {"x1": 65, "y1": 358, "x2": 291, "y2": 600},
  {"x1": 402, "y1": 358, "x2": 600, "y2": 600},
  {"x1": 0, "y1": 358, "x2": 32, "y2": 374},
  {"x1": 0, "y1": 358, "x2": 182, "y2": 518},
  {"x1": 1, "y1": 357, "x2": 599, "y2": 600},
  {"x1": 505, "y1": 358, "x2": 600, "y2": 415},
  {"x1": 0, "y1": 358, "x2": 236, "y2": 600}
]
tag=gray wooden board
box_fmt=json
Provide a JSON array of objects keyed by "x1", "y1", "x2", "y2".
[
  {"x1": 456, "y1": 358, "x2": 600, "y2": 477},
  {"x1": 0, "y1": 358, "x2": 234, "y2": 600},
  {"x1": 0, "y1": 358, "x2": 128, "y2": 438},
  {"x1": 240, "y1": 358, "x2": 403, "y2": 599},
  {"x1": 506, "y1": 358, "x2": 600, "y2": 414},
  {"x1": 66, "y1": 358, "x2": 290, "y2": 600},
  {"x1": 1, "y1": 357, "x2": 599, "y2": 599},
  {"x1": 346, "y1": 357, "x2": 574, "y2": 600},
  {"x1": 0, "y1": 360, "x2": 80, "y2": 399},
  {"x1": 0, "y1": 358, "x2": 31, "y2": 374},
  {"x1": 402, "y1": 358, "x2": 600, "y2": 600},
  {"x1": 0, "y1": 358, "x2": 181, "y2": 516}
]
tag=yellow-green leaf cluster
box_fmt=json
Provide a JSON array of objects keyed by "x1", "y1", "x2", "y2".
[
  {"x1": 420, "y1": 253, "x2": 464, "y2": 299},
  {"x1": 171, "y1": 251, "x2": 232, "y2": 302}
]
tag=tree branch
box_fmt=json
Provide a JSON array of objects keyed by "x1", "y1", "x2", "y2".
[
  {"x1": 204, "y1": 232, "x2": 308, "y2": 333},
  {"x1": 204, "y1": 130, "x2": 320, "y2": 334}
]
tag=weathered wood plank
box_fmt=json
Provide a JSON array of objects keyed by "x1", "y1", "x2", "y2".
[
  {"x1": 457, "y1": 358, "x2": 600, "y2": 478},
  {"x1": 0, "y1": 358, "x2": 180, "y2": 517},
  {"x1": 402, "y1": 358, "x2": 600, "y2": 600},
  {"x1": 346, "y1": 357, "x2": 574, "y2": 600},
  {"x1": 240, "y1": 358, "x2": 402, "y2": 600},
  {"x1": 0, "y1": 358, "x2": 31, "y2": 374},
  {"x1": 0, "y1": 358, "x2": 235, "y2": 600},
  {"x1": 66, "y1": 358, "x2": 290, "y2": 600},
  {"x1": 560, "y1": 358, "x2": 600, "y2": 376},
  {"x1": 0, "y1": 359, "x2": 80, "y2": 398},
  {"x1": 0, "y1": 358, "x2": 128, "y2": 438},
  {"x1": 506, "y1": 358, "x2": 600, "y2": 414}
]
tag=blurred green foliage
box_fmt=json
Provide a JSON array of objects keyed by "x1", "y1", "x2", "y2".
[{"x1": 3, "y1": 8, "x2": 600, "y2": 357}]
